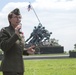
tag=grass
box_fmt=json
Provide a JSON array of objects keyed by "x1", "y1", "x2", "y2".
[
  {"x1": 24, "y1": 58, "x2": 76, "y2": 75},
  {"x1": 0, "y1": 58, "x2": 76, "y2": 75}
]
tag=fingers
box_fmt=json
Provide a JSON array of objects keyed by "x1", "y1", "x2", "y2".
[
  {"x1": 15, "y1": 25, "x2": 21, "y2": 31},
  {"x1": 31, "y1": 45, "x2": 35, "y2": 49},
  {"x1": 28, "y1": 45, "x2": 35, "y2": 50},
  {"x1": 27, "y1": 45, "x2": 35, "y2": 54},
  {"x1": 15, "y1": 25, "x2": 21, "y2": 35},
  {"x1": 31, "y1": 49, "x2": 35, "y2": 52},
  {"x1": 27, "y1": 49, "x2": 35, "y2": 55}
]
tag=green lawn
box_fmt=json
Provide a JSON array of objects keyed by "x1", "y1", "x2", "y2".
[
  {"x1": 0, "y1": 58, "x2": 76, "y2": 75},
  {"x1": 24, "y1": 58, "x2": 76, "y2": 75}
]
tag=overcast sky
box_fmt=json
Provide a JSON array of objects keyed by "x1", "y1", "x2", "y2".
[{"x1": 0, "y1": 0, "x2": 76, "y2": 52}]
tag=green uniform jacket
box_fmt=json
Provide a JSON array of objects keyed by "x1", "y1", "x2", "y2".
[{"x1": 0, "y1": 25, "x2": 28, "y2": 72}]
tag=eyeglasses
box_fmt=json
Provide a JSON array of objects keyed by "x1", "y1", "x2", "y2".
[{"x1": 12, "y1": 16, "x2": 22, "y2": 19}]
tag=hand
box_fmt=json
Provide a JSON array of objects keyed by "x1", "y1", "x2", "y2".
[
  {"x1": 27, "y1": 45, "x2": 35, "y2": 55},
  {"x1": 15, "y1": 25, "x2": 21, "y2": 35}
]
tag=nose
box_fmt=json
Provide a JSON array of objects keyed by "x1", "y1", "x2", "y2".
[
  {"x1": 17, "y1": 17, "x2": 21, "y2": 20},
  {"x1": 17, "y1": 17, "x2": 21, "y2": 22}
]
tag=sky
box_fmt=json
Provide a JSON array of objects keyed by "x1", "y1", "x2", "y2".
[{"x1": 0, "y1": 0, "x2": 76, "y2": 52}]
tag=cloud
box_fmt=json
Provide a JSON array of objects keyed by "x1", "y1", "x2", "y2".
[
  {"x1": 0, "y1": 1, "x2": 76, "y2": 51},
  {"x1": 34, "y1": 0, "x2": 76, "y2": 10}
]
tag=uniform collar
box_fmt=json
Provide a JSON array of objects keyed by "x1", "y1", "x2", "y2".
[{"x1": 9, "y1": 25, "x2": 15, "y2": 31}]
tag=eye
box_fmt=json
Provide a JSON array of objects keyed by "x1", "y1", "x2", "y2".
[{"x1": 12, "y1": 16, "x2": 22, "y2": 19}]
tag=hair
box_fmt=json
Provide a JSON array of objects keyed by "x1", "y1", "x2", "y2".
[{"x1": 8, "y1": 13, "x2": 13, "y2": 25}]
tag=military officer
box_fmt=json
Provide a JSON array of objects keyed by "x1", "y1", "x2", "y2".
[{"x1": 0, "y1": 8, "x2": 35, "y2": 75}]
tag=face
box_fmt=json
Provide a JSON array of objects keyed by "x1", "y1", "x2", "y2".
[{"x1": 9, "y1": 13, "x2": 22, "y2": 28}]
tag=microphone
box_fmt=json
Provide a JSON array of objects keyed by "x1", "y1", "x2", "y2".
[{"x1": 18, "y1": 23, "x2": 22, "y2": 32}]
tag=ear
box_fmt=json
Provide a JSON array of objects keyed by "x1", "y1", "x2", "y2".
[
  {"x1": 8, "y1": 18, "x2": 12, "y2": 25},
  {"x1": 8, "y1": 17, "x2": 11, "y2": 22}
]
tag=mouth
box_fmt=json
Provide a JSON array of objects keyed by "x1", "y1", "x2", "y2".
[{"x1": 16, "y1": 22, "x2": 20, "y2": 24}]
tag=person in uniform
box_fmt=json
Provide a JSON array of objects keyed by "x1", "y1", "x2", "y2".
[{"x1": 0, "y1": 8, "x2": 35, "y2": 75}]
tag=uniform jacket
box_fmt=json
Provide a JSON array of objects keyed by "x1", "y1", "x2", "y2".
[{"x1": 0, "y1": 25, "x2": 28, "y2": 72}]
